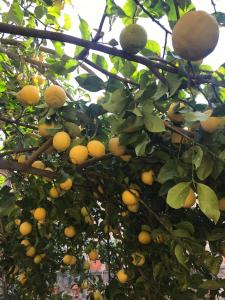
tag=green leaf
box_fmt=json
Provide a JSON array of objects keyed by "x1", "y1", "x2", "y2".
[
  {"x1": 197, "y1": 183, "x2": 220, "y2": 223},
  {"x1": 78, "y1": 15, "x2": 91, "y2": 40},
  {"x1": 196, "y1": 153, "x2": 214, "y2": 180},
  {"x1": 63, "y1": 14, "x2": 72, "y2": 30},
  {"x1": 166, "y1": 73, "x2": 182, "y2": 96},
  {"x1": 75, "y1": 74, "x2": 105, "y2": 92},
  {"x1": 8, "y1": 0, "x2": 24, "y2": 25},
  {"x1": 199, "y1": 279, "x2": 225, "y2": 290},
  {"x1": 173, "y1": 229, "x2": 191, "y2": 238},
  {"x1": 34, "y1": 6, "x2": 47, "y2": 19},
  {"x1": 144, "y1": 114, "x2": 165, "y2": 132},
  {"x1": 141, "y1": 40, "x2": 161, "y2": 57},
  {"x1": 92, "y1": 54, "x2": 108, "y2": 70},
  {"x1": 174, "y1": 244, "x2": 188, "y2": 268},
  {"x1": 176, "y1": 221, "x2": 195, "y2": 235},
  {"x1": 102, "y1": 89, "x2": 129, "y2": 114},
  {"x1": 53, "y1": 41, "x2": 64, "y2": 57},
  {"x1": 166, "y1": 182, "x2": 191, "y2": 209},
  {"x1": 135, "y1": 139, "x2": 149, "y2": 156},
  {"x1": 184, "y1": 111, "x2": 208, "y2": 122},
  {"x1": 213, "y1": 12, "x2": 225, "y2": 26},
  {"x1": 182, "y1": 145, "x2": 203, "y2": 169},
  {"x1": 64, "y1": 122, "x2": 81, "y2": 138},
  {"x1": 157, "y1": 159, "x2": 179, "y2": 184}
]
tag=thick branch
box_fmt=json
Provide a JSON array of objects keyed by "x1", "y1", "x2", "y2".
[
  {"x1": 25, "y1": 138, "x2": 53, "y2": 166},
  {"x1": 0, "y1": 116, "x2": 37, "y2": 130}
]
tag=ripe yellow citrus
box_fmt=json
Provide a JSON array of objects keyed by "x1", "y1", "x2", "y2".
[
  {"x1": 120, "y1": 24, "x2": 147, "y2": 54},
  {"x1": 81, "y1": 280, "x2": 89, "y2": 290},
  {"x1": 87, "y1": 140, "x2": 105, "y2": 158},
  {"x1": 131, "y1": 252, "x2": 145, "y2": 266},
  {"x1": 18, "y1": 273, "x2": 27, "y2": 285},
  {"x1": 21, "y1": 239, "x2": 30, "y2": 247},
  {"x1": 93, "y1": 290, "x2": 103, "y2": 300},
  {"x1": 59, "y1": 178, "x2": 73, "y2": 191},
  {"x1": 70, "y1": 255, "x2": 77, "y2": 265},
  {"x1": 64, "y1": 226, "x2": 76, "y2": 238},
  {"x1": 33, "y1": 208, "x2": 47, "y2": 221},
  {"x1": 38, "y1": 122, "x2": 55, "y2": 137},
  {"x1": 122, "y1": 189, "x2": 139, "y2": 205},
  {"x1": 17, "y1": 85, "x2": 40, "y2": 105},
  {"x1": 138, "y1": 231, "x2": 151, "y2": 245},
  {"x1": 200, "y1": 110, "x2": 223, "y2": 133},
  {"x1": 116, "y1": 269, "x2": 128, "y2": 283},
  {"x1": 15, "y1": 219, "x2": 21, "y2": 226},
  {"x1": 19, "y1": 222, "x2": 32, "y2": 236},
  {"x1": 141, "y1": 170, "x2": 154, "y2": 185},
  {"x1": 53, "y1": 131, "x2": 71, "y2": 152},
  {"x1": 167, "y1": 102, "x2": 186, "y2": 123},
  {"x1": 63, "y1": 254, "x2": 72, "y2": 265},
  {"x1": 120, "y1": 155, "x2": 132, "y2": 162},
  {"x1": 88, "y1": 249, "x2": 98, "y2": 261},
  {"x1": 34, "y1": 255, "x2": 42, "y2": 264},
  {"x1": 31, "y1": 160, "x2": 45, "y2": 169},
  {"x1": 49, "y1": 187, "x2": 59, "y2": 198},
  {"x1": 172, "y1": 10, "x2": 219, "y2": 61},
  {"x1": 44, "y1": 85, "x2": 67, "y2": 108},
  {"x1": 26, "y1": 246, "x2": 36, "y2": 257},
  {"x1": 127, "y1": 203, "x2": 139, "y2": 213},
  {"x1": 17, "y1": 154, "x2": 26, "y2": 163},
  {"x1": 69, "y1": 145, "x2": 88, "y2": 165},
  {"x1": 183, "y1": 189, "x2": 196, "y2": 208},
  {"x1": 108, "y1": 137, "x2": 126, "y2": 156},
  {"x1": 81, "y1": 207, "x2": 89, "y2": 217},
  {"x1": 32, "y1": 74, "x2": 45, "y2": 86},
  {"x1": 219, "y1": 197, "x2": 225, "y2": 211},
  {"x1": 84, "y1": 215, "x2": 94, "y2": 225}
]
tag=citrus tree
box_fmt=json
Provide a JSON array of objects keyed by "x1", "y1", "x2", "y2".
[{"x1": 0, "y1": 0, "x2": 225, "y2": 299}]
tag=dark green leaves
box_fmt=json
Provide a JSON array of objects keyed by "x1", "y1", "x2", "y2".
[
  {"x1": 197, "y1": 183, "x2": 220, "y2": 223},
  {"x1": 0, "y1": 186, "x2": 16, "y2": 216},
  {"x1": 75, "y1": 74, "x2": 105, "y2": 92}
]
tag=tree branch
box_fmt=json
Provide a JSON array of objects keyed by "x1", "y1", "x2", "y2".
[
  {"x1": 173, "y1": 0, "x2": 180, "y2": 19},
  {"x1": 25, "y1": 138, "x2": 53, "y2": 166},
  {"x1": 0, "y1": 146, "x2": 39, "y2": 158},
  {"x1": 0, "y1": 116, "x2": 37, "y2": 130}
]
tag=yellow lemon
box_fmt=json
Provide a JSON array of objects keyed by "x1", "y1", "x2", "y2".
[
  {"x1": 38, "y1": 122, "x2": 55, "y2": 137},
  {"x1": 33, "y1": 255, "x2": 42, "y2": 264},
  {"x1": 33, "y1": 208, "x2": 47, "y2": 221},
  {"x1": 141, "y1": 170, "x2": 154, "y2": 186},
  {"x1": 127, "y1": 203, "x2": 139, "y2": 213},
  {"x1": 120, "y1": 24, "x2": 147, "y2": 54},
  {"x1": 63, "y1": 254, "x2": 72, "y2": 265},
  {"x1": 31, "y1": 160, "x2": 45, "y2": 169},
  {"x1": 17, "y1": 154, "x2": 26, "y2": 163},
  {"x1": 183, "y1": 189, "x2": 196, "y2": 208},
  {"x1": 131, "y1": 252, "x2": 145, "y2": 266},
  {"x1": 44, "y1": 85, "x2": 67, "y2": 108},
  {"x1": 84, "y1": 215, "x2": 94, "y2": 225},
  {"x1": 49, "y1": 187, "x2": 59, "y2": 198},
  {"x1": 116, "y1": 269, "x2": 128, "y2": 283},
  {"x1": 53, "y1": 131, "x2": 71, "y2": 152},
  {"x1": 87, "y1": 140, "x2": 105, "y2": 158},
  {"x1": 21, "y1": 239, "x2": 30, "y2": 247},
  {"x1": 167, "y1": 102, "x2": 186, "y2": 123},
  {"x1": 93, "y1": 290, "x2": 103, "y2": 300},
  {"x1": 122, "y1": 189, "x2": 139, "y2": 205},
  {"x1": 69, "y1": 145, "x2": 88, "y2": 165},
  {"x1": 219, "y1": 197, "x2": 225, "y2": 211},
  {"x1": 17, "y1": 85, "x2": 40, "y2": 105},
  {"x1": 19, "y1": 222, "x2": 32, "y2": 236},
  {"x1": 32, "y1": 74, "x2": 45, "y2": 85},
  {"x1": 18, "y1": 273, "x2": 27, "y2": 285},
  {"x1": 88, "y1": 249, "x2": 98, "y2": 261},
  {"x1": 26, "y1": 246, "x2": 36, "y2": 257},
  {"x1": 81, "y1": 207, "x2": 89, "y2": 217},
  {"x1": 138, "y1": 231, "x2": 151, "y2": 245},
  {"x1": 70, "y1": 255, "x2": 77, "y2": 265},
  {"x1": 200, "y1": 110, "x2": 223, "y2": 133},
  {"x1": 172, "y1": 10, "x2": 219, "y2": 61},
  {"x1": 108, "y1": 137, "x2": 126, "y2": 156},
  {"x1": 64, "y1": 226, "x2": 76, "y2": 238},
  {"x1": 59, "y1": 178, "x2": 73, "y2": 191},
  {"x1": 120, "y1": 155, "x2": 132, "y2": 162}
]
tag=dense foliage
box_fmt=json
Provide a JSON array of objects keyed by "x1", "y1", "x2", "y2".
[{"x1": 0, "y1": 0, "x2": 225, "y2": 299}]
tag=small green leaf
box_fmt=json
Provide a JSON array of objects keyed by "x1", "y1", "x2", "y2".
[
  {"x1": 8, "y1": 0, "x2": 24, "y2": 25},
  {"x1": 166, "y1": 182, "x2": 191, "y2": 209},
  {"x1": 157, "y1": 160, "x2": 179, "y2": 184},
  {"x1": 135, "y1": 139, "x2": 149, "y2": 156},
  {"x1": 199, "y1": 279, "x2": 225, "y2": 290},
  {"x1": 102, "y1": 89, "x2": 129, "y2": 114},
  {"x1": 174, "y1": 244, "x2": 188, "y2": 268},
  {"x1": 63, "y1": 14, "x2": 72, "y2": 30},
  {"x1": 75, "y1": 74, "x2": 105, "y2": 92},
  {"x1": 92, "y1": 54, "x2": 108, "y2": 70},
  {"x1": 166, "y1": 73, "x2": 182, "y2": 97},
  {"x1": 197, "y1": 183, "x2": 220, "y2": 223},
  {"x1": 53, "y1": 41, "x2": 64, "y2": 57},
  {"x1": 144, "y1": 114, "x2": 165, "y2": 132},
  {"x1": 141, "y1": 40, "x2": 161, "y2": 57},
  {"x1": 184, "y1": 111, "x2": 208, "y2": 122},
  {"x1": 78, "y1": 15, "x2": 91, "y2": 40},
  {"x1": 34, "y1": 6, "x2": 47, "y2": 19}
]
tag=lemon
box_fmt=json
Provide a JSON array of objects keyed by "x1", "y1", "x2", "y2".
[
  {"x1": 120, "y1": 155, "x2": 132, "y2": 162},
  {"x1": 19, "y1": 222, "x2": 32, "y2": 236},
  {"x1": 183, "y1": 189, "x2": 196, "y2": 208},
  {"x1": 44, "y1": 85, "x2": 67, "y2": 108},
  {"x1": 81, "y1": 206, "x2": 89, "y2": 217},
  {"x1": 84, "y1": 215, "x2": 94, "y2": 225},
  {"x1": 63, "y1": 254, "x2": 72, "y2": 265},
  {"x1": 122, "y1": 189, "x2": 139, "y2": 205},
  {"x1": 59, "y1": 178, "x2": 73, "y2": 191},
  {"x1": 127, "y1": 203, "x2": 139, "y2": 213},
  {"x1": 33, "y1": 208, "x2": 47, "y2": 221},
  {"x1": 87, "y1": 140, "x2": 105, "y2": 158},
  {"x1": 26, "y1": 246, "x2": 36, "y2": 257},
  {"x1": 33, "y1": 255, "x2": 42, "y2": 264},
  {"x1": 17, "y1": 85, "x2": 40, "y2": 105},
  {"x1": 120, "y1": 24, "x2": 147, "y2": 54},
  {"x1": 32, "y1": 74, "x2": 45, "y2": 85},
  {"x1": 200, "y1": 110, "x2": 223, "y2": 133},
  {"x1": 131, "y1": 252, "x2": 145, "y2": 266},
  {"x1": 38, "y1": 122, "x2": 55, "y2": 137},
  {"x1": 219, "y1": 197, "x2": 225, "y2": 211},
  {"x1": 116, "y1": 269, "x2": 128, "y2": 283},
  {"x1": 69, "y1": 145, "x2": 88, "y2": 165},
  {"x1": 17, "y1": 154, "x2": 26, "y2": 163},
  {"x1": 21, "y1": 239, "x2": 30, "y2": 247},
  {"x1": 88, "y1": 249, "x2": 98, "y2": 261},
  {"x1": 167, "y1": 102, "x2": 186, "y2": 123},
  {"x1": 141, "y1": 170, "x2": 154, "y2": 185},
  {"x1": 31, "y1": 160, "x2": 45, "y2": 169},
  {"x1": 138, "y1": 230, "x2": 151, "y2": 244},
  {"x1": 108, "y1": 137, "x2": 126, "y2": 156},
  {"x1": 49, "y1": 186, "x2": 59, "y2": 198},
  {"x1": 93, "y1": 290, "x2": 103, "y2": 300},
  {"x1": 64, "y1": 226, "x2": 76, "y2": 238},
  {"x1": 172, "y1": 10, "x2": 219, "y2": 61},
  {"x1": 15, "y1": 219, "x2": 21, "y2": 226},
  {"x1": 53, "y1": 131, "x2": 71, "y2": 152},
  {"x1": 70, "y1": 256, "x2": 77, "y2": 265},
  {"x1": 18, "y1": 273, "x2": 27, "y2": 285}
]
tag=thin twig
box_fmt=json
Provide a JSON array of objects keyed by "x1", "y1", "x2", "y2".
[
  {"x1": 173, "y1": 0, "x2": 180, "y2": 19},
  {"x1": 162, "y1": 32, "x2": 168, "y2": 59},
  {"x1": 0, "y1": 146, "x2": 39, "y2": 158},
  {"x1": 0, "y1": 116, "x2": 37, "y2": 130},
  {"x1": 25, "y1": 138, "x2": 53, "y2": 166},
  {"x1": 211, "y1": 0, "x2": 217, "y2": 13}
]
